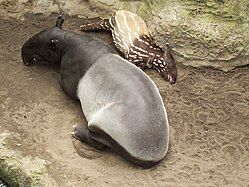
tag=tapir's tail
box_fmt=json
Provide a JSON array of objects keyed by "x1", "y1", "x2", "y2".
[{"x1": 80, "y1": 18, "x2": 112, "y2": 31}]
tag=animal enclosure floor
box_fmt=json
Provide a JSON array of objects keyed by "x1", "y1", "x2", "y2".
[{"x1": 0, "y1": 14, "x2": 248, "y2": 186}]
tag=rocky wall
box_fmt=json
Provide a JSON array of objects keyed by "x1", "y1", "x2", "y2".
[{"x1": 0, "y1": 0, "x2": 248, "y2": 70}]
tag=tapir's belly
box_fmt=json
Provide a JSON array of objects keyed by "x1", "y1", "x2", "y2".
[{"x1": 77, "y1": 54, "x2": 169, "y2": 162}]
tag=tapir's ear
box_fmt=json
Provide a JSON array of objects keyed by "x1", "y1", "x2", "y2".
[
  {"x1": 163, "y1": 44, "x2": 172, "y2": 56},
  {"x1": 55, "y1": 15, "x2": 64, "y2": 29},
  {"x1": 50, "y1": 39, "x2": 59, "y2": 50},
  {"x1": 163, "y1": 44, "x2": 171, "y2": 51}
]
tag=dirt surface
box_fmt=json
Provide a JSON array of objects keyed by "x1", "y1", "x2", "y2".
[{"x1": 0, "y1": 14, "x2": 248, "y2": 186}]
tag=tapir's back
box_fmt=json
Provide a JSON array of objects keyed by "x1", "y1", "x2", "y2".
[
  {"x1": 77, "y1": 54, "x2": 169, "y2": 164},
  {"x1": 110, "y1": 10, "x2": 149, "y2": 56}
]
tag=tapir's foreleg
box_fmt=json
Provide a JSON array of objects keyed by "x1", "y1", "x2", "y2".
[
  {"x1": 72, "y1": 125, "x2": 106, "y2": 150},
  {"x1": 80, "y1": 18, "x2": 111, "y2": 31}
]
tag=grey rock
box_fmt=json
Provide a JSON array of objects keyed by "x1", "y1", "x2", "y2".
[
  {"x1": 0, "y1": 0, "x2": 248, "y2": 70},
  {"x1": 0, "y1": 131, "x2": 56, "y2": 187}
]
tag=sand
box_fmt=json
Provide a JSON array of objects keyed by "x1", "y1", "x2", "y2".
[{"x1": 0, "y1": 14, "x2": 248, "y2": 186}]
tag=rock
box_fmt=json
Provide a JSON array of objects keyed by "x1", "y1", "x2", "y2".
[
  {"x1": 0, "y1": 131, "x2": 56, "y2": 186},
  {"x1": 0, "y1": 0, "x2": 59, "y2": 18},
  {"x1": 147, "y1": 0, "x2": 249, "y2": 71},
  {"x1": 0, "y1": 0, "x2": 248, "y2": 70}
]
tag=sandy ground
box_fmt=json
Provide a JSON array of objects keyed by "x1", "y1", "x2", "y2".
[{"x1": 0, "y1": 14, "x2": 249, "y2": 186}]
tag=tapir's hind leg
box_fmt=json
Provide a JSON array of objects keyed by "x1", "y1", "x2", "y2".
[
  {"x1": 72, "y1": 125, "x2": 105, "y2": 150},
  {"x1": 80, "y1": 18, "x2": 112, "y2": 31}
]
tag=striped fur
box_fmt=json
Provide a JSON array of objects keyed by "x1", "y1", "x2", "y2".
[
  {"x1": 80, "y1": 10, "x2": 177, "y2": 83},
  {"x1": 80, "y1": 18, "x2": 111, "y2": 31}
]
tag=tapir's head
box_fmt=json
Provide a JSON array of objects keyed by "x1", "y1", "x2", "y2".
[
  {"x1": 21, "y1": 16, "x2": 65, "y2": 66},
  {"x1": 160, "y1": 46, "x2": 177, "y2": 84}
]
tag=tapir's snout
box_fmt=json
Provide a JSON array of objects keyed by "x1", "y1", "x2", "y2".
[
  {"x1": 21, "y1": 41, "x2": 37, "y2": 66},
  {"x1": 21, "y1": 44, "x2": 30, "y2": 66},
  {"x1": 22, "y1": 56, "x2": 37, "y2": 66}
]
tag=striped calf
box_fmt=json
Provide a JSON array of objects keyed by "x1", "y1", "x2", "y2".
[{"x1": 80, "y1": 10, "x2": 177, "y2": 83}]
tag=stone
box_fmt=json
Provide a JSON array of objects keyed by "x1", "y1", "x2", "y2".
[
  {"x1": 147, "y1": 0, "x2": 249, "y2": 71},
  {"x1": 0, "y1": 131, "x2": 56, "y2": 186},
  {"x1": 0, "y1": 0, "x2": 248, "y2": 70}
]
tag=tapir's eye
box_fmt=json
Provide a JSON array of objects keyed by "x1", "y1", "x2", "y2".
[
  {"x1": 50, "y1": 39, "x2": 59, "y2": 50},
  {"x1": 168, "y1": 63, "x2": 174, "y2": 69}
]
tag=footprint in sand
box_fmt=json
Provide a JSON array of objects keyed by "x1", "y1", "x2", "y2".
[{"x1": 73, "y1": 139, "x2": 103, "y2": 160}]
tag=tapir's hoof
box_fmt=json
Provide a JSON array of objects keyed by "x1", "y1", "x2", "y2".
[
  {"x1": 71, "y1": 125, "x2": 105, "y2": 151},
  {"x1": 71, "y1": 125, "x2": 80, "y2": 139}
]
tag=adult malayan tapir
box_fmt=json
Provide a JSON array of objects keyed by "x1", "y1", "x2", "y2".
[{"x1": 21, "y1": 16, "x2": 170, "y2": 168}]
